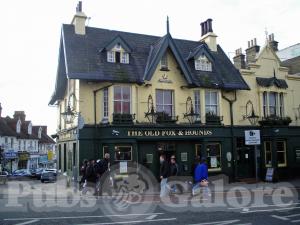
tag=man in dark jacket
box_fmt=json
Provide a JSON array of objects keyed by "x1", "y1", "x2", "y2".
[
  {"x1": 159, "y1": 154, "x2": 170, "y2": 197},
  {"x1": 169, "y1": 155, "x2": 178, "y2": 193}
]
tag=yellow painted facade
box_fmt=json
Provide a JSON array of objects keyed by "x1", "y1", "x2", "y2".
[{"x1": 57, "y1": 43, "x2": 300, "y2": 130}]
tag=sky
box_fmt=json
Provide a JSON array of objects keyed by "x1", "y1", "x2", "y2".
[{"x1": 0, "y1": 0, "x2": 299, "y2": 135}]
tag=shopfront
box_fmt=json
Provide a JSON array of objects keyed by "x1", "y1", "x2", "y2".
[{"x1": 74, "y1": 125, "x2": 300, "y2": 181}]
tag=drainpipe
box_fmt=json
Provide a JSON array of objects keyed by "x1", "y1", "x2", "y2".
[
  {"x1": 222, "y1": 91, "x2": 237, "y2": 182},
  {"x1": 92, "y1": 84, "x2": 113, "y2": 156}
]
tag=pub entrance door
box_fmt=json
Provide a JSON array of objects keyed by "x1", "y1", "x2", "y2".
[{"x1": 236, "y1": 138, "x2": 255, "y2": 179}]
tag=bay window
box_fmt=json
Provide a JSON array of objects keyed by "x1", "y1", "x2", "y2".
[
  {"x1": 113, "y1": 86, "x2": 131, "y2": 114},
  {"x1": 262, "y1": 92, "x2": 285, "y2": 117},
  {"x1": 156, "y1": 89, "x2": 174, "y2": 116},
  {"x1": 269, "y1": 92, "x2": 277, "y2": 116}
]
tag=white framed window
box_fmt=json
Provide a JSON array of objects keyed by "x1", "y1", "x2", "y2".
[
  {"x1": 263, "y1": 92, "x2": 268, "y2": 117},
  {"x1": 10, "y1": 138, "x2": 14, "y2": 148},
  {"x1": 269, "y1": 92, "x2": 277, "y2": 116},
  {"x1": 28, "y1": 123, "x2": 32, "y2": 135},
  {"x1": 107, "y1": 51, "x2": 115, "y2": 63},
  {"x1": 121, "y1": 52, "x2": 129, "y2": 64},
  {"x1": 195, "y1": 55, "x2": 212, "y2": 71},
  {"x1": 194, "y1": 90, "x2": 201, "y2": 115},
  {"x1": 205, "y1": 90, "x2": 219, "y2": 115},
  {"x1": 16, "y1": 119, "x2": 21, "y2": 133},
  {"x1": 103, "y1": 88, "x2": 109, "y2": 118},
  {"x1": 113, "y1": 86, "x2": 131, "y2": 114},
  {"x1": 156, "y1": 89, "x2": 174, "y2": 116},
  {"x1": 161, "y1": 52, "x2": 168, "y2": 70},
  {"x1": 279, "y1": 93, "x2": 284, "y2": 117},
  {"x1": 38, "y1": 127, "x2": 42, "y2": 139}
]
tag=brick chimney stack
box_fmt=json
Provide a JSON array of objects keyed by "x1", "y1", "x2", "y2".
[
  {"x1": 268, "y1": 33, "x2": 278, "y2": 52},
  {"x1": 245, "y1": 38, "x2": 260, "y2": 64},
  {"x1": 233, "y1": 48, "x2": 246, "y2": 69},
  {"x1": 200, "y1": 18, "x2": 218, "y2": 52},
  {"x1": 71, "y1": 1, "x2": 87, "y2": 35},
  {"x1": 13, "y1": 111, "x2": 26, "y2": 121}
]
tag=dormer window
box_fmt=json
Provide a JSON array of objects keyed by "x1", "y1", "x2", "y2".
[
  {"x1": 160, "y1": 52, "x2": 168, "y2": 70},
  {"x1": 107, "y1": 44, "x2": 129, "y2": 64},
  {"x1": 16, "y1": 119, "x2": 21, "y2": 134},
  {"x1": 195, "y1": 55, "x2": 212, "y2": 71},
  {"x1": 28, "y1": 122, "x2": 32, "y2": 135},
  {"x1": 38, "y1": 127, "x2": 42, "y2": 139}
]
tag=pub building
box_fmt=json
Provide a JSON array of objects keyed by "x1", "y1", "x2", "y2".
[{"x1": 49, "y1": 2, "x2": 300, "y2": 182}]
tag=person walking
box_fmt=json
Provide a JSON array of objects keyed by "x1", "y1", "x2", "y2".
[
  {"x1": 192, "y1": 157, "x2": 211, "y2": 198},
  {"x1": 169, "y1": 155, "x2": 179, "y2": 193},
  {"x1": 159, "y1": 154, "x2": 170, "y2": 198},
  {"x1": 79, "y1": 159, "x2": 88, "y2": 190},
  {"x1": 82, "y1": 159, "x2": 96, "y2": 195}
]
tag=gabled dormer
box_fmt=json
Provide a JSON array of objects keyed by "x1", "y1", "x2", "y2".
[
  {"x1": 16, "y1": 119, "x2": 21, "y2": 134},
  {"x1": 103, "y1": 35, "x2": 131, "y2": 64},
  {"x1": 187, "y1": 44, "x2": 214, "y2": 72},
  {"x1": 28, "y1": 122, "x2": 32, "y2": 135}
]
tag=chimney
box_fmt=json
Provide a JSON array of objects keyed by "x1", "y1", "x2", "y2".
[
  {"x1": 71, "y1": 1, "x2": 87, "y2": 35},
  {"x1": 245, "y1": 38, "x2": 260, "y2": 64},
  {"x1": 233, "y1": 48, "x2": 246, "y2": 69},
  {"x1": 268, "y1": 33, "x2": 278, "y2": 52},
  {"x1": 13, "y1": 111, "x2": 26, "y2": 121},
  {"x1": 200, "y1": 18, "x2": 218, "y2": 52},
  {"x1": 0, "y1": 103, "x2": 2, "y2": 117}
]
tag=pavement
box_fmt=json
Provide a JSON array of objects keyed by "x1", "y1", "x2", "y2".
[{"x1": 0, "y1": 176, "x2": 300, "y2": 225}]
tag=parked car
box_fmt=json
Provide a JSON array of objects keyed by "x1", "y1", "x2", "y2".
[
  {"x1": 40, "y1": 170, "x2": 57, "y2": 183},
  {"x1": 12, "y1": 169, "x2": 31, "y2": 177},
  {"x1": 35, "y1": 168, "x2": 45, "y2": 180}
]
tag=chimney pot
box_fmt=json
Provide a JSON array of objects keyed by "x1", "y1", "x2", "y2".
[{"x1": 207, "y1": 18, "x2": 213, "y2": 33}]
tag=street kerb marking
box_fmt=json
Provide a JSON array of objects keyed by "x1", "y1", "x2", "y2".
[
  {"x1": 286, "y1": 213, "x2": 300, "y2": 218},
  {"x1": 145, "y1": 214, "x2": 157, "y2": 220},
  {"x1": 14, "y1": 219, "x2": 40, "y2": 225},
  {"x1": 4, "y1": 213, "x2": 164, "y2": 221},
  {"x1": 74, "y1": 217, "x2": 177, "y2": 225},
  {"x1": 241, "y1": 206, "x2": 300, "y2": 214},
  {"x1": 271, "y1": 215, "x2": 290, "y2": 221},
  {"x1": 228, "y1": 201, "x2": 300, "y2": 210},
  {"x1": 189, "y1": 219, "x2": 240, "y2": 225}
]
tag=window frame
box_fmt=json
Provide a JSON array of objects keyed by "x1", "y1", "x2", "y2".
[
  {"x1": 205, "y1": 90, "x2": 219, "y2": 115},
  {"x1": 269, "y1": 92, "x2": 277, "y2": 116},
  {"x1": 121, "y1": 52, "x2": 129, "y2": 64},
  {"x1": 103, "y1": 88, "x2": 109, "y2": 118},
  {"x1": 113, "y1": 86, "x2": 131, "y2": 114},
  {"x1": 107, "y1": 51, "x2": 115, "y2": 63},
  {"x1": 264, "y1": 140, "x2": 287, "y2": 167},
  {"x1": 206, "y1": 143, "x2": 222, "y2": 172},
  {"x1": 279, "y1": 93, "x2": 284, "y2": 117},
  {"x1": 195, "y1": 55, "x2": 212, "y2": 71},
  {"x1": 194, "y1": 90, "x2": 201, "y2": 116},
  {"x1": 160, "y1": 52, "x2": 168, "y2": 70},
  {"x1": 114, "y1": 145, "x2": 133, "y2": 161},
  {"x1": 155, "y1": 89, "x2": 174, "y2": 116}
]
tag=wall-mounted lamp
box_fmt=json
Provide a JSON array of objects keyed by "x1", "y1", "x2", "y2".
[{"x1": 243, "y1": 100, "x2": 259, "y2": 125}]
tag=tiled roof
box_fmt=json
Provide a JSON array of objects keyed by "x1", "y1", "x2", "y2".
[
  {"x1": 49, "y1": 24, "x2": 249, "y2": 104},
  {"x1": 256, "y1": 77, "x2": 288, "y2": 89},
  {"x1": 0, "y1": 118, "x2": 16, "y2": 137}
]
